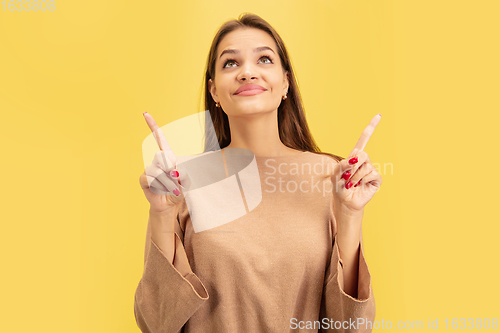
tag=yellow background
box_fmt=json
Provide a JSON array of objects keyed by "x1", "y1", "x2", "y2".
[{"x1": 1, "y1": 0, "x2": 499, "y2": 332}]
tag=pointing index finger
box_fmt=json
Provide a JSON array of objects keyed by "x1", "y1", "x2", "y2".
[
  {"x1": 143, "y1": 112, "x2": 177, "y2": 169},
  {"x1": 349, "y1": 113, "x2": 381, "y2": 158}
]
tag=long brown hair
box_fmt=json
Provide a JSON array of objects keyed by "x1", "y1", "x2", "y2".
[{"x1": 202, "y1": 13, "x2": 343, "y2": 163}]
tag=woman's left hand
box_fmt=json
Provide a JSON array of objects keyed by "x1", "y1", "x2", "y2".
[{"x1": 331, "y1": 114, "x2": 383, "y2": 216}]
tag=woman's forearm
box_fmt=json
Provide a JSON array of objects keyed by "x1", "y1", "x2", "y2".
[
  {"x1": 149, "y1": 206, "x2": 180, "y2": 264},
  {"x1": 335, "y1": 209, "x2": 363, "y2": 299}
]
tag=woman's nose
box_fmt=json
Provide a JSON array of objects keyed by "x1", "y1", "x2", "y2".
[
  {"x1": 238, "y1": 71, "x2": 258, "y2": 81},
  {"x1": 237, "y1": 63, "x2": 258, "y2": 81}
]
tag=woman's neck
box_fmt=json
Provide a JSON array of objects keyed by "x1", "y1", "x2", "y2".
[{"x1": 225, "y1": 110, "x2": 301, "y2": 157}]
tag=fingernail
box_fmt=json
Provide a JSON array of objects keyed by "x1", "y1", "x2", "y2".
[
  {"x1": 341, "y1": 171, "x2": 351, "y2": 180},
  {"x1": 170, "y1": 170, "x2": 179, "y2": 177},
  {"x1": 348, "y1": 157, "x2": 358, "y2": 165},
  {"x1": 354, "y1": 178, "x2": 362, "y2": 187},
  {"x1": 345, "y1": 181, "x2": 353, "y2": 189},
  {"x1": 173, "y1": 188, "x2": 180, "y2": 196},
  {"x1": 378, "y1": 113, "x2": 382, "y2": 116},
  {"x1": 143, "y1": 111, "x2": 148, "y2": 115}
]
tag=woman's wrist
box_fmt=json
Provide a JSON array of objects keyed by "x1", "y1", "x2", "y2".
[
  {"x1": 149, "y1": 206, "x2": 179, "y2": 234},
  {"x1": 334, "y1": 207, "x2": 363, "y2": 257},
  {"x1": 333, "y1": 201, "x2": 364, "y2": 220}
]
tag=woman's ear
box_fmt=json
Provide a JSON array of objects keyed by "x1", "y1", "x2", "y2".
[
  {"x1": 283, "y1": 71, "x2": 290, "y2": 95},
  {"x1": 208, "y1": 79, "x2": 218, "y2": 101}
]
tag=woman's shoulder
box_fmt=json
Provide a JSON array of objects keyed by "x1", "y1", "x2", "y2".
[{"x1": 304, "y1": 151, "x2": 344, "y2": 164}]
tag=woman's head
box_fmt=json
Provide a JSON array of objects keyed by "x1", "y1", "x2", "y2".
[
  {"x1": 203, "y1": 13, "x2": 342, "y2": 162},
  {"x1": 208, "y1": 27, "x2": 289, "y2": 121}
]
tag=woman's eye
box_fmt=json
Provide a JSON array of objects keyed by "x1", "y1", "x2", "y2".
[
  {"x1": 260, "y1": 56, "x2": 272, "y2": 64},
  {"x1": 223, "y1": 59, "x2": 237, "y2": 68},
  {"x1": 223, "y1": 56, "x2": 273, "y2": 68}
]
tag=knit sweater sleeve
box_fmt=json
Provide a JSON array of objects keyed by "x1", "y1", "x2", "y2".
[
  {"x1": 134, "y1": 202, "x2": 209, "y2": 333},
  {"x1": 319, "y1": 232, "x2": 376, "y2": 332}
]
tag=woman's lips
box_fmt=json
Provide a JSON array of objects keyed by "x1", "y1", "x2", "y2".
[{"x1": 234, "y1": 89, "x2": 266, "y2": 96}]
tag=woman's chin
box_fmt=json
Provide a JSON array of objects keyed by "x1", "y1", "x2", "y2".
[
  {"x1": 226, "y1": 102, "x2": 280, "y2": 116},
  {"x1": 230, "y1": 108, "x2": 275, "y2": 117}
]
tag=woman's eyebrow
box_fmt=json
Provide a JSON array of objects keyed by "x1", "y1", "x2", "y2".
[{"x1": 219, "y1": 46, "x2": 275, "y2": 59}]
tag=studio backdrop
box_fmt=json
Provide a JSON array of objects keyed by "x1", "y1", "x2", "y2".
[{"x1": 1, "y1": 1, "x2": 499, "y2": 332}]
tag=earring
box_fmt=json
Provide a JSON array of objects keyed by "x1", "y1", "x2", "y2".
[
  {"x1": 282, "y1": 93, "x2": 287, "y2": 100},
  {"x1": 215, "y1": 101, "x2": 220, "y2": 108}
]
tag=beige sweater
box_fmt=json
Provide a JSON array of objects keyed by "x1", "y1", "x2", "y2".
[{"x1": 134, "y1": 151, "x2": 375, "y2": 332}]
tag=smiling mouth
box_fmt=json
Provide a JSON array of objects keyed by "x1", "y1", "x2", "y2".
[{"x1": 235, "y1": 89, "x2": 266, "y2": 96}]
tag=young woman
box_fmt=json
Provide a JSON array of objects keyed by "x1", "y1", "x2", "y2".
[{"x1": 135, "y1": 13, "x2": 382, "y2": 333}]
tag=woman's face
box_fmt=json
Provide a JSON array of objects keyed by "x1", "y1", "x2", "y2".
[{"x1": 209, "y1": 27, "x2": 289, "y2": 117}]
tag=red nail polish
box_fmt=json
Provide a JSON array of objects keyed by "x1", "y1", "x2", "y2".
[
  {"x1": 354, "y1": 178, "x2": 362, "y2": 187},
  {"x1": 345, "y1": 181, "x2": 353, "y2": 189},
  {"x1": 349, "y1": 157, "x2": 358, "y2": 165},
  {"x1": 170, "y1": 170, "x2": 179, "y2": 177},
  {"x1": 341, "y1": 171, "x2": 351, "y2": 180},
  {"x1": 173, "y1": 188, "x2": 180, "y2": 196}
]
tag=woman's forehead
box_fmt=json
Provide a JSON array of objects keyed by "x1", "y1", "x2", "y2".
[{"x1": 218, "y1": 28, "x2": 277, "y2": 55}]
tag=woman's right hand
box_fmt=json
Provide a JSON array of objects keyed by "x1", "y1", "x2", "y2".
[{"x1": 139, "y1": 112, "x2": 192, "y2": 213}]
